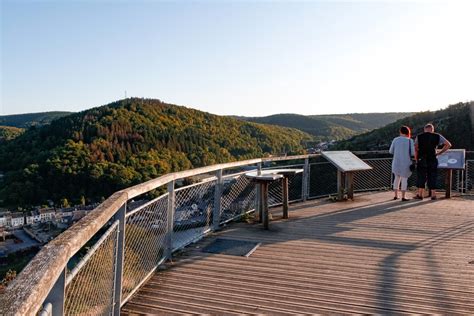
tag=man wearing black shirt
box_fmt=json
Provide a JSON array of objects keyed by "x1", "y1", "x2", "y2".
[{"x1": 414, "y1": 124, "x2": 451, "y2": 200}]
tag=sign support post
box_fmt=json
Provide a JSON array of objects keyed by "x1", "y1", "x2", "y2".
[{"x1": 322, "y1": 151, "x2": 372, "y2": 201}]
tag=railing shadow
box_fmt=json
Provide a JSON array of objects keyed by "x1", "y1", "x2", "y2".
[
  {"x1": 375, "y1": 220, "x2": 474, "y2": 313},
  {"x1": 281, "y1": 196, "x2": 473, "y2": 313},
  {"x1": 146, "y1": 193, "x2": 474, "y2": 314}
]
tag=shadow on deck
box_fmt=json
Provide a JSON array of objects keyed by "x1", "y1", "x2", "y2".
[{"x1": 122, "y1": 191, "x2": 474, "y2": 315}]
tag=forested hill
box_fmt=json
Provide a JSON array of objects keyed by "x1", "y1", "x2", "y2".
[
  {"x1": 0, "y1": 98, "x2": 310, "y2": 207},
  {"x1": 333, "y1": 102, "x2": 474, "y2": 151},
  {"x1": 237, "y1": 112, "x2": 412, "y2": 141},
  {"x1": 0, "y1": 111, "x2": 72, "y2": 128},
  {"x1": 313, "y1": 113, "x2": 414, "y2": 132}
]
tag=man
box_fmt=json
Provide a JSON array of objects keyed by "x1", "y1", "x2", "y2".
[{"x1": 414, "y1": 123, "x2": 452, "y2": 200}]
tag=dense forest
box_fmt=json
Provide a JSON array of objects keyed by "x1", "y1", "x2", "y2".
[
  {"x1": 334, "y1": 102, "x2": 474, "y2": 151},
  {"x1": 2, "y1": 110, "x2": 410, "y2": 143},
  {"x1": 237, "y1": 112, "x2": 412, "y2": 141},
  {"x1": 0, "y1": 111, "x2": 71, "y2": 128},
  {"x1": 0, "y1": 98, "x2": 310, "y2": 207}
]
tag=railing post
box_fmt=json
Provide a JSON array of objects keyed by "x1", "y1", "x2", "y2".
[
  {"x1": 255, "y1": 163, "x2": 262, "y2": 221},
  {"x1": 166, "y1": 181, "x2": 175, "y2": 259},
  {"x1": 112, "y1": 203, "x2": 126, "y2": 316},
  {"x1": 462, "y1": 170, "x2": 465, "y2": 193},
  {"x1": 302, "y1": 158, "x2": 309, "y2": 201},
  {"x1": 213, "y1": 169, "x2": 223, "y2": 230},
  {"x1": 42, "y1": 268, "x2": 66, "y2": 316},
  {"x1": 465, "y1": 163, "x2": 469, "y2": 194},
  {"x1": 456, "y1": 170, "x2": 459, "y2": 192}
]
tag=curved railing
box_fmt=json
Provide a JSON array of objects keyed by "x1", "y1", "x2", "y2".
[{"x1": 4, "y1": 152, "x2": 472, "y2": 315}]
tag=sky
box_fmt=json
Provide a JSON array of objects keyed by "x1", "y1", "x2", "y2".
[{"x1": 1, "y1": 0, "x2": 473, "y2": 116}]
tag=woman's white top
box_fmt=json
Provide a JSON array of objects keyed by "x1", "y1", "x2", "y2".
[{"x1": 389, "y1": 136, "x2": 415, "y2": 178}]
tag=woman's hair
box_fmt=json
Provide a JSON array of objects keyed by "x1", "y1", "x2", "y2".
[{"x1": 400, "y1": 125, "x2": 411, "y2": 137}]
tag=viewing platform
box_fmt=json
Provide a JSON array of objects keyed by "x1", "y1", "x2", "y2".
[
  {"x1": 122, "y1": 191, "x2": 474, "y2": 315},
  {"x1": 4, "y1": 153, "x2": 473, "y2": 315}
]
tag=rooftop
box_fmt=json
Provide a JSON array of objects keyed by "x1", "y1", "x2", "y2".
[{"x1": 122, "y1": 191, "x2": 474, "y2": 314}]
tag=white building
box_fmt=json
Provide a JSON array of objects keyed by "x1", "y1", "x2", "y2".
[
  {"x1": 11, "y1": 213, "x2": 25, "y2": 228},
  {"x1": 0, "y1": 212, "x2": 10, "y2": 227},
  {"x1": 26, "y1": 210, "x2": 41, "y2": 225},
  {"x1": 25, "y1": 214, "x2": 34, "y2": 225},
  {"x1": 39, "y1": 208, "x2": 55, "y2": 222}
]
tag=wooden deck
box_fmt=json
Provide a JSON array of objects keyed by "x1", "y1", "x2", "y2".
[{"x1": 122, "y1": 192, "x2": 474, "y2": 315}]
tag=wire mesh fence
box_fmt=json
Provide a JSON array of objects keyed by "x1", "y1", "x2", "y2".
[
  {"x1": 122, "y1": 194, "x2": 168, "y2": 302},
  {"x1": 406, "y1": 166, "x2": 465, "y2": 193},
  {"x1": 308, "y1": 158, "x2": 465, "y2": 195},
  {"x1": 64, "y1": 222, "x2": 119, "y2": 315},
  {"x1": 464, "y1": 160, "x2": 474, "y2": 194},
  {"x1": 220, "y1": 173, "x2": 256, "y2": 223},
  {"x1": 354, "y1": 158, "x2": 392, "y2": 192},
  {"x1": 354, "y1": 158, "x2": 468, "y2": 194},
  {"x1": 265, "y1": 172, "x2": 304, "y2": 207},
  {"x1": 434, "y1": 169, "x2": 462, "y2": 192},
  {"x1": 308, "y1": 162, "x2": 338, "y2": 198},
  {"x1": 268, "y1": 178, "x2": 283, "y2": 207},
  {"x1": 255, "y1": 164, "x2": 306, "y2": 207},
  {"x1": 288, "y1": 172, "x2": 304, "y2": 202},
  {"x1": 173, "y1": 180, "x2": 216, "y2": 250}
]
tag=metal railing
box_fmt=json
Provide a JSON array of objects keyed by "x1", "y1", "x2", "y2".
[
  {"x1": 4, "y1": 153, "x2": 473, "y2": 315},
  {"x1": 64, "y1": 222, "x2": 119, "y2": 315},
  {"x1": 465, "y1": 160, "x2": 474, "y2": 194}
]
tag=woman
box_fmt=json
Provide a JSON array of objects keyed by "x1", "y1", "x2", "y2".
[{"x1": 389, "y1": 126, "x2": 415, "y2": 201}]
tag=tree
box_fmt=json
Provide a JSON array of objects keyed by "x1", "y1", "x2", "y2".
[{"x1": 60, "y1": 198, "x2": 70, "y2": 208}]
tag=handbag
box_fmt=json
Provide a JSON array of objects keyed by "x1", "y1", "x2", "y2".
[{"x1": 408, "y1": 139, "x2": 416, "y2": 172}]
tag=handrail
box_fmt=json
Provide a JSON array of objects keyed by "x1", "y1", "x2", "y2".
[
  {"x1": 124, "y1": 158, "x2": 262, "y2": 200},
  {"x1": 5, "y1": 191, "x2": 127, "y2": 315},
  {"x1": 5, "y1": 155, "x2": 312, "y2": 315}
]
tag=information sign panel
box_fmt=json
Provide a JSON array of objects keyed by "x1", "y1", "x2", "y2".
[
  {"x1": 321, "y1": 151, "x2": 372, "y2": 172},
  {"x1": 437, "y1": 149, "x2": 466, "y2": 170}
]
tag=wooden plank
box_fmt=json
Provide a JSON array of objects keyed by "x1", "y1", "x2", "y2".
[{"x1": 123, "y1": 192, "x2": 474, "y2": 315}]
